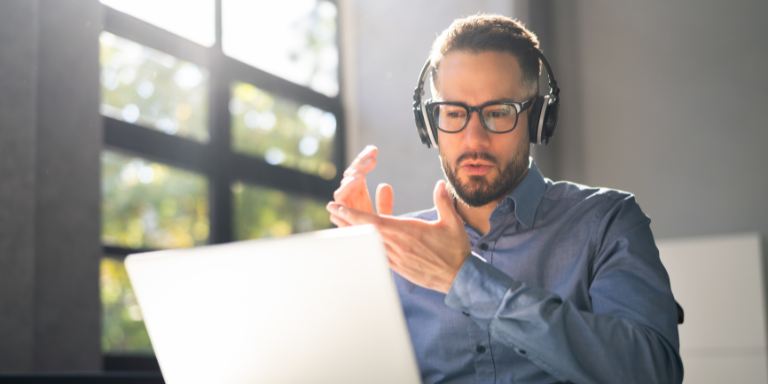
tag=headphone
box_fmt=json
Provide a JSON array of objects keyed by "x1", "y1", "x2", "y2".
[{"x1": 412, "y1": 49, "x2": 560, "y2": 148}]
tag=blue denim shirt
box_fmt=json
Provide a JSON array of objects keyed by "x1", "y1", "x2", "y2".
[{"x1": 396, "y1": 159, "x2": 683, "y2": 384}]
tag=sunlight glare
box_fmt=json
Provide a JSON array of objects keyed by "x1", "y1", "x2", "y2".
[{"x1": 100, "y1": 0, "x2": 216, "y2": 47}]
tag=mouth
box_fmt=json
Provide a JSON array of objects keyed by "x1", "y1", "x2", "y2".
[{"x1": 460, "y1": 161, "x2": 494, "y2": 175}]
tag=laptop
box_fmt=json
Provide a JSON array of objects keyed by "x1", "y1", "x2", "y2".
[{"x1": 125, "y1": 224, "x2": 421, "y2": 384}]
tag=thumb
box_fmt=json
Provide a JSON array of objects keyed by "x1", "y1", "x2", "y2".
[
  {"x1": 433, "y1": 180, "x2": 462, "y2": 226},
  {"x1": 375, "y1": 183, "x2": 394, "y2": 216}
]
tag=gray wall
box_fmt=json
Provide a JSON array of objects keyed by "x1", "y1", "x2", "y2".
[
  {"x1": 0, "y1": 0, "x2": 102, "y2": 372},
  {"x1": 340, "y1": 0, "x2": 515, "y2": 215},
  {"x1": 532, "y1": 0, "x2": 768, "y2": 240},
  {"x1": 0, "y1": 0, "x2": 39, "y2": 372},
  {"x1": 342, "y1": 0, "x2": 768, "y2": 239}
]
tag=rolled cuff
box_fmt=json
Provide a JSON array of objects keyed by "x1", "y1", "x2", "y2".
[{"x1": 444, "y1": 254, "x2": 517, "y2": 330}]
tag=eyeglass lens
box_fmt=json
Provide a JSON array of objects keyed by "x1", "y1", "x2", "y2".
[{"x1": 433, "y1": 104, "x2": 518, "y2": 133}]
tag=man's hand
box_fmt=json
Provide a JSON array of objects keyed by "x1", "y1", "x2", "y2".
[
  {"x1": 327, "y1": 180, "x2": 471, "y2": 294},
  {"x1": 332, "y1": 145, "x2": 394, "y2": 226}
]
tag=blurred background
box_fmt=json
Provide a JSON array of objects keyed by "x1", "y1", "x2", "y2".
[{"x1": 0, "y1": 0, "x2": 766, "y2": 382}]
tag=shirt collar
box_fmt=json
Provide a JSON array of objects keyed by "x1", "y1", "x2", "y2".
[{"x1": 504, "y1": 157, "x2": 546, "y2": 229}]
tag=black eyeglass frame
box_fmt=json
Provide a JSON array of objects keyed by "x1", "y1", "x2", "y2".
[{"x1": 425, "y1": 99, "x2": 533, "y2": 134}]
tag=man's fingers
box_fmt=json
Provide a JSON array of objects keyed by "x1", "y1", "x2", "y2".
[
  {"x1": 327, "y1": 202, "x2": 410, "y2": 234},
  {"x1": 333, "y1": 174, "x2": 366, "y2": 201},
  {"x1": 351, "y1": 145, "x2": 377, "y2": 165},
  {"x1": 433, "y1": 180, "x2": 463, "y2": 227},
  {"x1": 375, "y1": 183, "x2": 394, "y2": 216},
  {"x1": 328, "y1": 212, "x2": 352, "y2": 228},
  {"x1": 327, "y1": 203, "x2": 381, "y2": 226},
  {"x1": 343, "y1": 156, "x2": 377, "y2": 178},
  {"x1": 327, "y1": 202, "x2": 354, "y2": 227},
  {"x1": 343, "y1": 145, "x2": 378, "y2": 177}
]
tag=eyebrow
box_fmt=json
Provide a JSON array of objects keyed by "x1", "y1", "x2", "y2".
[{"x1": 436, "y1": 97, "x2": 523, "y2": 105}]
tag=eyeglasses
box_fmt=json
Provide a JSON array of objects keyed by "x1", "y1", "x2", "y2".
[{"x1": 425, "y1": 99, "x2": 533, "y2": 134}]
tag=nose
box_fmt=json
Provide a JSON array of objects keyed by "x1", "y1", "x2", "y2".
[{"x1": 460, "y1": 110, "x2": 491, "y2": 150}]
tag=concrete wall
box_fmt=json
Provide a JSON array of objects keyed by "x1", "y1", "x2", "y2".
[
  {"x1": 0, "y1": 0, "x2": 102, "y2": 372},
  {"x1": 532, "y1": 0, "x2": 768, "y2": 240},
  {"x1": 0, "y1": 0, "x2": 39, "y2": 372},
  {"x1": 340, "y1": 0, "x2": 515, "y2": 215}
]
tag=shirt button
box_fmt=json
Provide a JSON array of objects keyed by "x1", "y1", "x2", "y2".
[
  {"x1": 518, "y1": 349, "x2": 526, "y2": 355},
  {"x1": 462, "y1": 311, "x2": 469, "y2": 317},
  {"x1": 479, "y1": 243, "x2": 489, "y2": 251},
  {"x1": 476, "y1": 346, "x2": 486, "y2": 354}
]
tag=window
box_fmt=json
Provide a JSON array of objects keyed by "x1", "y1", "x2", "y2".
[
  {"x1": 232, "y1": 182, "x2": 331, "y2": 241},
  {"x1": 230, "y1": 82, "x2": 338, "y2": 179},
  {"x1": 100, "y1": 32, "x2": 210, "y2": 142},
  {"x1": 99, "y1": 0, "x2": 341, "y2": 360},
  {"x1": 102, "y1": 150, "x2": 209, "y2": 250},
  {"x1": 222, "y1": 0, "x2": 339, "y2": 96}
]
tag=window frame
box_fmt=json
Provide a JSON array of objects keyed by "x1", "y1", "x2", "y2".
[{"x1": 101, "y1": 0, "x2": 345, "y2": 257}]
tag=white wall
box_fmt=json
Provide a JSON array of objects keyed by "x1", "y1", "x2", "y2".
[
  {"x1": 659, "y1": 233, "x2": 767, "y2": 384},
  {"x1": 340, "y1": 0, "x2": 515, "y2": 215}
]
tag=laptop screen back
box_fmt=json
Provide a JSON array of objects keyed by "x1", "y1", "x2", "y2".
[{"x1": 126, "y1": 225, "x2": 421, "y2": 384}]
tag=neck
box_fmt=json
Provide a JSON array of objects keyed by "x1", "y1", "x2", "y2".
[
  {"x1": 453, "y1": 168, "x2": 529, "y2": 236},
  {"x1": 455, "y1": 198, "x2": 503, "y2": 236}
]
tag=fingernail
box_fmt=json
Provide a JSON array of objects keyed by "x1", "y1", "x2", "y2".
[{"x1": 361, "y1": 158, "x2": 373, "y2": 166}]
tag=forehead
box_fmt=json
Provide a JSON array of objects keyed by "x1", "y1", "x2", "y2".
[{"x1": 433, "y1": 50, "x2": 527, "y2": 103}]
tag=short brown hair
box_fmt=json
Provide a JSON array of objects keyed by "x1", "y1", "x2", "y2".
[{"x1": 429, "y1": 14, "x2": 541, "y2": 97}]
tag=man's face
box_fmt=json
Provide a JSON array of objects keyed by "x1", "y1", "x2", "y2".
[{"x1": 433, "y1": 50, "x2": 531, "y2": 208}]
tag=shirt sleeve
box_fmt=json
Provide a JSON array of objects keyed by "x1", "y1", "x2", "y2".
[{"x1": 444, "y1": 195, "x2": 684, "y2": 384}]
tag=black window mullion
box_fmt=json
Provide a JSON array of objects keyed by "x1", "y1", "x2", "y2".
[
  {"x1": 223, "y1": 58, "x2": 339, "y2": 113},
  {"x1": 229, "y1": 153, "x2": 338, "y2": 200},
  {"x1": 104, "y1": 246, "x2": 154, "y2": 258},
  {"x1": 209, "y1": 0, "x2": 233, "y2": 245},
  {"x1": 103, "y1": 117, "x2": 214, "y2": 175}
]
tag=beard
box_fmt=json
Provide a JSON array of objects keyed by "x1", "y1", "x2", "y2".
[{"x1": 440, "y1": 144, "x2": 529, "y2": 208}]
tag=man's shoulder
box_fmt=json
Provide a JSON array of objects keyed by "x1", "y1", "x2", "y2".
[
  {"x1": 540, "y1": 179, "x2": 646, "y2": 227},
  {"x1": 544, "y1": 179, "x2": 636, "y2": 209}
]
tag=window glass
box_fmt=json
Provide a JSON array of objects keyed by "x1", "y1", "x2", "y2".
[
  {"x1": 100, "y1": 0, "x2": 215, "y2": 47},
  {"x1": 100, "y1": 32, "x2": 210, "y2": 143},
  {"x1": 232, "y1": 182, "x2": 331, "y2": 240},
  {"x1": 102, "y1": 150, "x2": 209, "y2": 250},
  {"x1": 230, "y1": 82, "x2": 338, "y2": 179},
  {"x1": 101, "y1": 257, "x2": 153, "y2": 355},
  {"x1": 222, "y1": 0, "x2": 339, "y2": 97}
]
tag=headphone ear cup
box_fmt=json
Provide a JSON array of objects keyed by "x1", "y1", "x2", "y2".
[
  {"x1": 540, "y1": 97, "x2": 559, "y2": 144},
  {"x1": 413, "y1": 106, "x2": 432, "y2": 148},
  {"x1": 527, "y1": 97, "x2": 545, "y2": 144}
]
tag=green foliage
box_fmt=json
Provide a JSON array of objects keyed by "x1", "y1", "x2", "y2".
[
  {"x1": 101, "y1": 258, "x2": 153, "y2": 355},
  {"x1": 100, "y1": 32, "x2": 209, "y2": 142},
  {"x1": 230, "y1": 82, "x2": 338, "y2": 180},
  {"x1": 232, "y1": 182, "x2": 332, "y2": 240},
  {"x1": 101, "y1": 150, "x2": 209, "y2": 250}
]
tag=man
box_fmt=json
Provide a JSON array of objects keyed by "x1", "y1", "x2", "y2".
[{"x1": 327, "y1": 14, "x2": 683, "y2": 384}]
